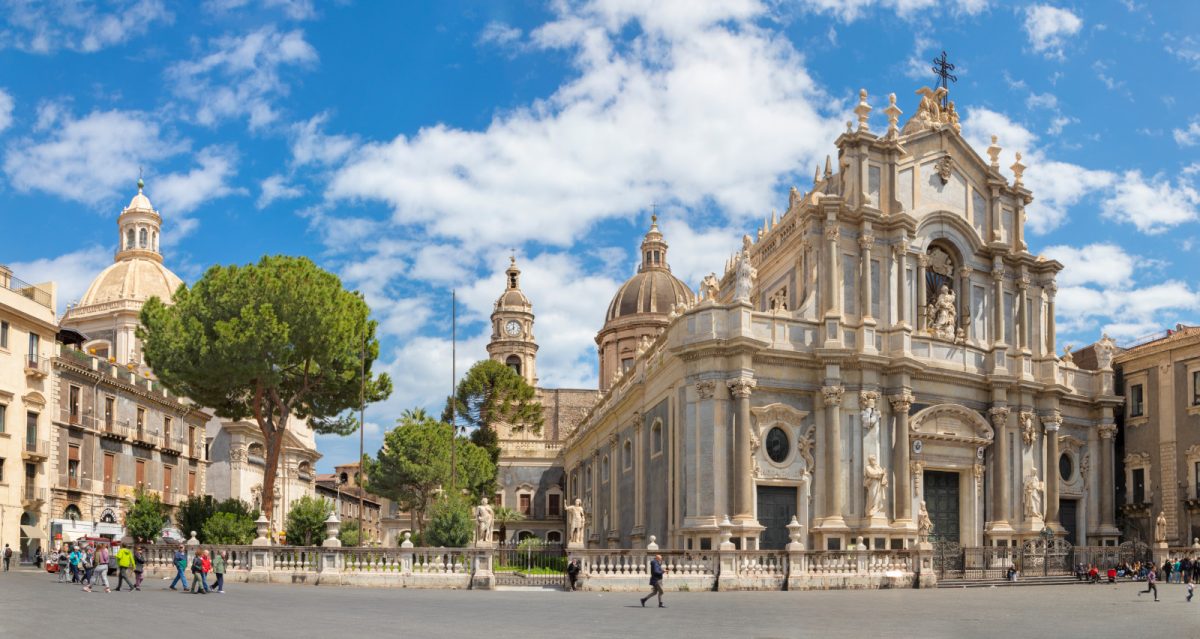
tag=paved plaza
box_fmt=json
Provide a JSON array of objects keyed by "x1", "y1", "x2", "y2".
[{"x1": 2, "y1": 570, "x2": 1199, "y2": 638}]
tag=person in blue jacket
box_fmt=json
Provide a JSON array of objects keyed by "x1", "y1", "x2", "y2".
[
  {"x1": 640, "y1": 554, "x2": 667, "y2": 608},
  {"x1": 169, "y1": 545, "x2": 189, "y2": 591}
]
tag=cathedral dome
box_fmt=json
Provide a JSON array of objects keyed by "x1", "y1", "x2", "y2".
[
  {"x1": 603, "y1": 217, "x2": 693, "y2": 323},
  {"x1": 78, "y1": 258, "x2": 183, "y2": 307}
]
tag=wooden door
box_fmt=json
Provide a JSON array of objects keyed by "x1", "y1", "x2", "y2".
[
  {"x1": 103, "y1": 453, "x2": 115, "y2": 484},
  {"x1": 135, "y1": 459, "x2": 145, "y2": 487}
]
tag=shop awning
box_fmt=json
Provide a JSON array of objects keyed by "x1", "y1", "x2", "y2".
[{"x1": 21, "y1": 525, "x2": 45, "y2": 539}]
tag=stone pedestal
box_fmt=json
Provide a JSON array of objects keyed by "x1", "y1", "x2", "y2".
[
  {"x1": 471, "y1": 550, "x2": 495, "y2": 590},
  {"x1": 252, "y1": 515, "x2": 272, "y2": 547},
  {"x1": 1152, "y1": 541, "x2": 1169, "y2": 567}
]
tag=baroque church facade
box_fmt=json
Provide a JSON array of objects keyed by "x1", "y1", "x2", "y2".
[{"x1": 495, "y1": 86, "x2": 1123, "y2": 552}]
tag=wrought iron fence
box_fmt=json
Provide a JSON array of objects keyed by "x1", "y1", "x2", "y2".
[{"x1": 494, "y1": 541, "x2": 566, "y2": 574}]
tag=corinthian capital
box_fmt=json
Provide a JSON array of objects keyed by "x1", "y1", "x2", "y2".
[
  {"x1": 888, "y1": 390, "x2": 914, "y2": 412},
  {"x1": 1041, "y1": 411, "x2": 1063, "y2": 432},
  {"x1": 695, "y1": 380, "x2": 716, "y2": 400},
  {"x1": 821, "y1": 385, "x2": 845, "y2": 407},
  {"x1": 824, "y1": 224, "x2": 840, "y2": 242},
  {"x1": 727, "y1": 377, "x2": 756, "y2": 399},
  {"x1": 858, "y1": 234, "x2": 875, "y2": 249},
  {"x1": 1099, "y1": 422, "x2": 1117, "y2": 439},
  {"x1": 988, "y1": 406, "x2": 1011, "y2": 428}
]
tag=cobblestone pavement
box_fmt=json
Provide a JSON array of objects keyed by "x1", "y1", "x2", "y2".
[{"x1": 1, "y1": 570, "x2": 1195, "y2": 638}]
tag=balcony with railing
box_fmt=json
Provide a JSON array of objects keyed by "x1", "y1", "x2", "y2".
[
  {"x1": 100, "y1": 419, "x2": 131, "y2": 440},
  {"x1": 161, "y1": 435, "x2": 185, "y2": 456},
  {"x1": 0, "y1": 267, "x2": 53, "y2": 309},
  {"x1": 61, "y1": 475, "x2": 90, "y2": 492},
  {"x1": 59, "y1": 406, "x2": 94, "y2": 430},
  {"x1": 24, "y1": 353, "x2": 50, "y2": 378},
  {"x1": 131, "y1": 427, "x2": 160, "y2": 448},
  {"x1": 22, "y1": 438, "x2": 49, "y2": 461},
  {"x1": 102, "y1": 480, "x2": 119, "y2": 496},
  {"x1": 22, "y1": 485, "x2": 47, "y2": 507}
]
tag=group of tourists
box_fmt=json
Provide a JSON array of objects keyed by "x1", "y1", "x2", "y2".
[{"x1": 47, "y1": 543, "x2": 227, "y2": 594}]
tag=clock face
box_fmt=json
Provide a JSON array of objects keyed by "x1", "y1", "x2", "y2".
[{"x1": 505, "y1": 320, "x2": 522, "y2": 336}]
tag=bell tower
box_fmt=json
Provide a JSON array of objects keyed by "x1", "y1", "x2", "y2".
[{"x1": 487, "y1": 256, "x2": 538, "y2": 386}]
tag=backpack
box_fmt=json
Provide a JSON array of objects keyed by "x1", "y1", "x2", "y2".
[{"x1": 3, "y1": 548, "x2": 10, "y2": 559}]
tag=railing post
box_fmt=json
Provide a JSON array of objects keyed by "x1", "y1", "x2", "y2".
[
  {"x1": 249, "y1": 515, "x2": 273, "y2": 583},
  {"x1": 785, "y1": 516, "x2": 806, "y2": 590},
  {"x1": 471, "y1": 548, "x2": 494, "y2": 590},
  {"x1": 319, "y1": 513, "x2": 343, "y2": 585},
  {"x1": 717, "y1": 515, "x2": 740, "y2": 591}
]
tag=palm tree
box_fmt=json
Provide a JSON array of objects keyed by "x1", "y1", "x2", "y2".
[
  {"x1": 492, "y1": 506, "x2": 525, "y2": 544},
  {"x1": 400, "y1": 407, "x2": 431, "y2": 422}
]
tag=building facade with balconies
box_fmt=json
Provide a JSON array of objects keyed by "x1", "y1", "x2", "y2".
[
  {"x1": 50, "y1": 347, "x2": 211, "y2": 543},
  {"x1": 0, "y1": 265, "x2": 57, "y2": 561}
]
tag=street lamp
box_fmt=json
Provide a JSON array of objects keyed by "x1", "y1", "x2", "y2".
[{"x1": 1040, "y1": 525, "x2": 1054, "y2": 577}]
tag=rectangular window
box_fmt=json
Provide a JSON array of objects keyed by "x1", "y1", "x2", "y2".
[
  {"x1": 163, "y1": 416, "x2": 172, "y2": 442},
  {"x1": 0, "y1": 403, "x2": 6, "y2": 434},
  {"x1": 189, "y1": 425, "x2": 197, "y2": 456},
  {"x1": 1130, "y1": 384, "x2": 1145, "y2": 417},
  {"x1": 164, "y1": 465, "x2": 173, "y2": 497},
  {"x1": 548, "y1": 493, "x2": 562, "y2": 518},
  {"x1": 25, "y1": 411, "x2": 37, "y2": 447},
  {"x1": 621, "y1": 358, "x2": 634, "y2": 372},
  {"x1": 188, "y1": 471, "x2": 196, "y2": 495},
  {"x1": 1193, "y1": 371, "x2": 1200, "y2": 406},
  {"x1": 1194, "y1": 461, "x2": 1200, "y2": 499},
  {"x1": 870, "y1": 259, "x2": 881, "y2": 319},
  {"x1": 69, "y1": 385, "x2": 81, "y2": 422},
  {"x1": 0, "y1": 457, "x2": 4, "y2": 483},
  {"x1": 104, "y1": 397, "x2": 114, "y2": 430},
  {"x1": 519, "y1": 493, "x2": 531, "y2": 516},
  {"x1": 136, "y1": 407, "x2": 145, "y2": 435},
  {"x1": 68, "y1": 445, "x2": 80, "y2": 488},
  {"x1": 1133, "y1": 468, "x2": 1146, "y2": 504},
  {"x1": 842, "y1": 254, "x2": 857, "y2": 315},
  {"x1": 135, "y1": 459, "x2": 146, "y2": 487},
  {"x1": 0, "y1": 320, "x2": 7, "y2": 349},
  {"x1": 103, "y1": 453, "x2": 115, "y2": 492},
  {"x1": 27, "y1": 332, "x2": 39, "y2": 359},
  {"x1": 493, "y1": 493, "x2": 502, "y2": 508}
]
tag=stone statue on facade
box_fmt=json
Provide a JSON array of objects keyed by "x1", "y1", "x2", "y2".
[
  {"x1": 860, "y1": 393, "x2": 880, "y2": 431},
  {"x1": 1020, "y1": 412, "x2": 1037, "y2": 448},
  {"x1": 917, "y1": 500, "x2": 934, "y2": 542},
  {"x1": 1060, "y1": 344, "x2": 1075, "y2": 367},
  {"x1": 566, "y1": 498, "x2": 586, "y2": 546},
  {"x1": 733, "y1": 235, "x2": 757, "y2": 304},
  {"x1": 1095, "y1": 333, "x2": 1117, "y2": 370},
  {"x1": 928, "y1": 284, "x2": 957, "y2": 340},
  {"x1": 864, "y1": 454, "x2": 888, "y2": 518},
  {"x1": 700, "y1": 273, "x2": 720, "y2": 302},
  {"x1": 474, "y1": 497, "x2": 494, "y2": 546},
  {"x1": 1023, "y1": 471, "x2": 1044, "y2": 521},
  {"x1": 1155, "y1": 511, "x2": 1168, "y2": 544}
]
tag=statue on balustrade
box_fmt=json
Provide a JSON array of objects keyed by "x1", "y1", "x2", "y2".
[
  {"x1": 1155, "y1": 511, "x2": 1168, "y2": 544},
  {"x1": 864, "y1": 455, "x2": 888, "y2": 518},
  {"x1": 474, "y1": 497, "x2": 494, "y2": 546},
  {"x1": 733, "y1": 235, "x2": 757, "y2": 304},
  {"x1": 566, "y1": 498, "x2": 586, "y2": 546},
  {"x1": 928, "y1": 284, "x2": 957, "y2": 341},
  {"x1": 917, "y1": 500, "x2": 934, "y2": 542}
]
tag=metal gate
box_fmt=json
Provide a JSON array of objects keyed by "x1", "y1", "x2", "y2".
[
  {"x1": 494, "y1": 542, "x2": 567, "y2": 587},
  {"x1": 933, "y1": 540, "x2": 964, "y2": 579}
]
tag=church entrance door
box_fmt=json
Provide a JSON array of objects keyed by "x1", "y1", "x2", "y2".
[
  {"x1": 924, "y1": 470, "x2": 960, "y2": 543},
  {"x1": 1059, "y1": 498, "x2": 1079, "y2": 545},
  {"x1": 757, "y1": 486, "x2": 797, "y2": 550}
]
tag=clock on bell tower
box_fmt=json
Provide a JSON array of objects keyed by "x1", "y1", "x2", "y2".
[{"x1": 487, "y1": 256, "x2": 538, "y2": 386}]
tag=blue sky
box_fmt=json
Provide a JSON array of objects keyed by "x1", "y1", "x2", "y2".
[{"x1": 4, "y1": 0, "x2": 1198, "y2": 472}]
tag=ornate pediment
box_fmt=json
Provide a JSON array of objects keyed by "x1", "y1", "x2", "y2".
[
  {"x1": 1125, "y1": 451, "x2": 1151, "y2": 467},
  {"x1": 909, "y1": 403, "x2": 993, "y2": 445},
  {"x1": 751, "y1": 402, "x2": 809, "y2": 427}
]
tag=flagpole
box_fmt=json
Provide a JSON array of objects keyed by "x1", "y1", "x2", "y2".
[{"x1": 450, "y1": 289, "x2": 457, "y2": 491}]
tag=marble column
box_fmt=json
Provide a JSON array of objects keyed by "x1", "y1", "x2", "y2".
[
  {"x1": 989, "y1": 406, "x2": 1011, "y2": 525},
  {"x1": 728, "y1": 377, "x2": 757, "y2": 521},
  {"x1": 633, "y1": 420, "x2": 645, "y2": 537},
  {"x1": 1043, "y1": 413, "x2": 1062, "y2": 530},
  {"x1": 1099, "y1": 422, "x2": 1117, "y2": 529},
  {"x1": 826, "y1": 221, "x2": 840, "y2": 316},
  {"x1": 822, "y1": 385, "x2": 846, "y2": 521},
  {"x1": 889, "y1": 391, "x2": 914, "y2": 522},
  {"x1": 609, "y1": 434, "x2": 619, "y2": 546},
  {"x1": 992, "y1": 258, "x2": 1006, "y2": 347},
  {"x1": 1046, "y1": 283, "x2": 1058, "y2": 356},
  {"x1": 893, "y1": 242, "x2": 908, "y2": 327},
  {"x1": 916, "y1": 253, "x2": 928, "y2": 332}
]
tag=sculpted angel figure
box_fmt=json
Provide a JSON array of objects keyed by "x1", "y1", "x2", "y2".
[
  {"x1": 929, "y1": 284, "x2": 957, "y2": 340},
  {"x1": 700, "y1": 273, "x2": 720, "y2": 302},
  {"x1": 861, "y1": 394, "x2": 880, "y2": 431},
  {"x1": 733, "y1": 235, "x2": 757, "y2": 303}
]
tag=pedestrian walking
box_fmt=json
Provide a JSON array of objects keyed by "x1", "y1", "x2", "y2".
[
  {"x1": 34, "y1": 547, "x2": 43, "y2": 569},
  {"x1": 169, "y1": 546, "x2": 189, "y2": 591},
  {"x1": 56, "y1": 547, "x2": 70, "y2": 583},
  {"x1": 639, "y1": 554, "x2": 667, "y2": 608},
  {"x1": 92, "y1": 544, "x2": 112, "y2": 593},
  {"x1": 566, "y1": 559, "x2": 580, "y2": 591},
  {"x1": 189, "y1": 549, "x2": 210, "y2": 594},
  {"x1": 69, "y1": 546, "x2": 81, "y2": 583},
  {"x1": 132, "y1": 546, "x2": 145, "y2": 591},
  {"x1": 1188, "y1": 580, "x2": 1194, "y2": 602},
  {"x1": 1139, "y1": 564, "x2": 1159, "y2": 601},
  {"x1": 3, "y1": 544, "x2": 11, "y2": 571},
  {"x1": 212, "y1": 550, "x2": 226, "y2": 594},
  {"x1": 114, "y1": 544, "x2": 135, "y2": 591},
  {"x1": 80, "y1": 546, "x2": 95, "y2": 592}
]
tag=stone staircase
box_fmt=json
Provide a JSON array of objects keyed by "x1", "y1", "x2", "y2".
[{"x1": 937, "y1": 575, "x2": 1085, "y2": 588}]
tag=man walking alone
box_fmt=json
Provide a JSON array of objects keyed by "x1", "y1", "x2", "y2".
[
  {"x1": 1139, "y1": 564, "x2": 1159, "y2": 602},
  {"x1": 640, "y1": 554, "x2": 667, "y2": 608},
  {"x1": 114, "y1": 544, "x2": 135, "y2": 591}
]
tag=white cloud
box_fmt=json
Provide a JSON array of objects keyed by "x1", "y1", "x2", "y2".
[
  {"x1": 0, "y1": 0, "x2": 171, "y2": 53},
  {"x1": 3, "y1": 106, "x2": 185, "y2": 206},
  {"x1": 1166, "y1": 35, "x2": 1200, "y2": 70},
  {"x1": 168, "y1": 26, "x2": 317, "y2": 129},
  {"x1": 795, "y1": 0, "x2": 987, "y2": 22},
  {"x1": 153, "y1": 146, "x2": 241, "y2": 244},
  {"x1": 962, "y1": 106, "x2": 1114, "y2": 234},
  {"x1": 1101, "y1": 171, "x2": 1200, "y2": 234},
  {"x1": 326, "y1": 0, "x2": 843, "y2": 249},
  {"x1": 204, "y1": 0, "x2": 315, "y2": 20},
  {"x1": 1174, "y1": 117, "x2": 1200, "y2": 147},
  {"x1": 479, "y1": 21, "x2": 522, "y2": 47},
  {"x1": 1041, "y1": 243, "x2": 1134, "y2": 288},
  {"x1": 291, "y1": 113, "x2": 356, "y2": 167},
  {"x1": 257, "y1": 174, "x2": 303, "y2": 209},
  {"x1": 0, "y1": 89, "x2": 13, "y2": 132},
  {"x1": 1025, "y1": 92, "x2": 1058, "y2": 110},
  {"x1": 1023, "y1": 5, "x2": 1082, "y2": 59},
  {"x1": 8, "y1": 245, "x2": 112, "y2": 314}
]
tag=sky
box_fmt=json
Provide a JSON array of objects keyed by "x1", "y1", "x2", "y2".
[{"x1": 3, "y1": 0, "x2": 1199, "y2": 472}]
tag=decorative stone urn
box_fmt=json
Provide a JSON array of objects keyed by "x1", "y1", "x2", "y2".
[
  {"x1": 252, "y1": 514, "x2": 272, "y2": 547},
  {"x1": 322, "y1": 513, "x2": 342, "y2": 548}
]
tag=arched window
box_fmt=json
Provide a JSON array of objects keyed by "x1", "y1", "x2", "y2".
[
  {"x1": 139, "y1": 228, "x2": 148, "y2": 248},
  {"x1": 651, "y1": 420, "x2": 663, "y2": 456},
  {"x1": 505, "y1": 355, "x2": 521, "y2": 376},
  {"x1": 623, "y1": 440, "x2": 633, "y2": 471},
  {"x1": 517, "y1": 530, "x2": 536, "y2": 542},
  {"x1": 601, "y1": 455, "x2": 610, "y2": 482},
  {"x1": 546, "y1": 531, "x2": 562, "y2": 543},
  {"x1": 63, "y1": 505, "x2": 82, "y2": 521},
  {"x1": 125, "y1": 228, "x2": 135, "y2": 249}
]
